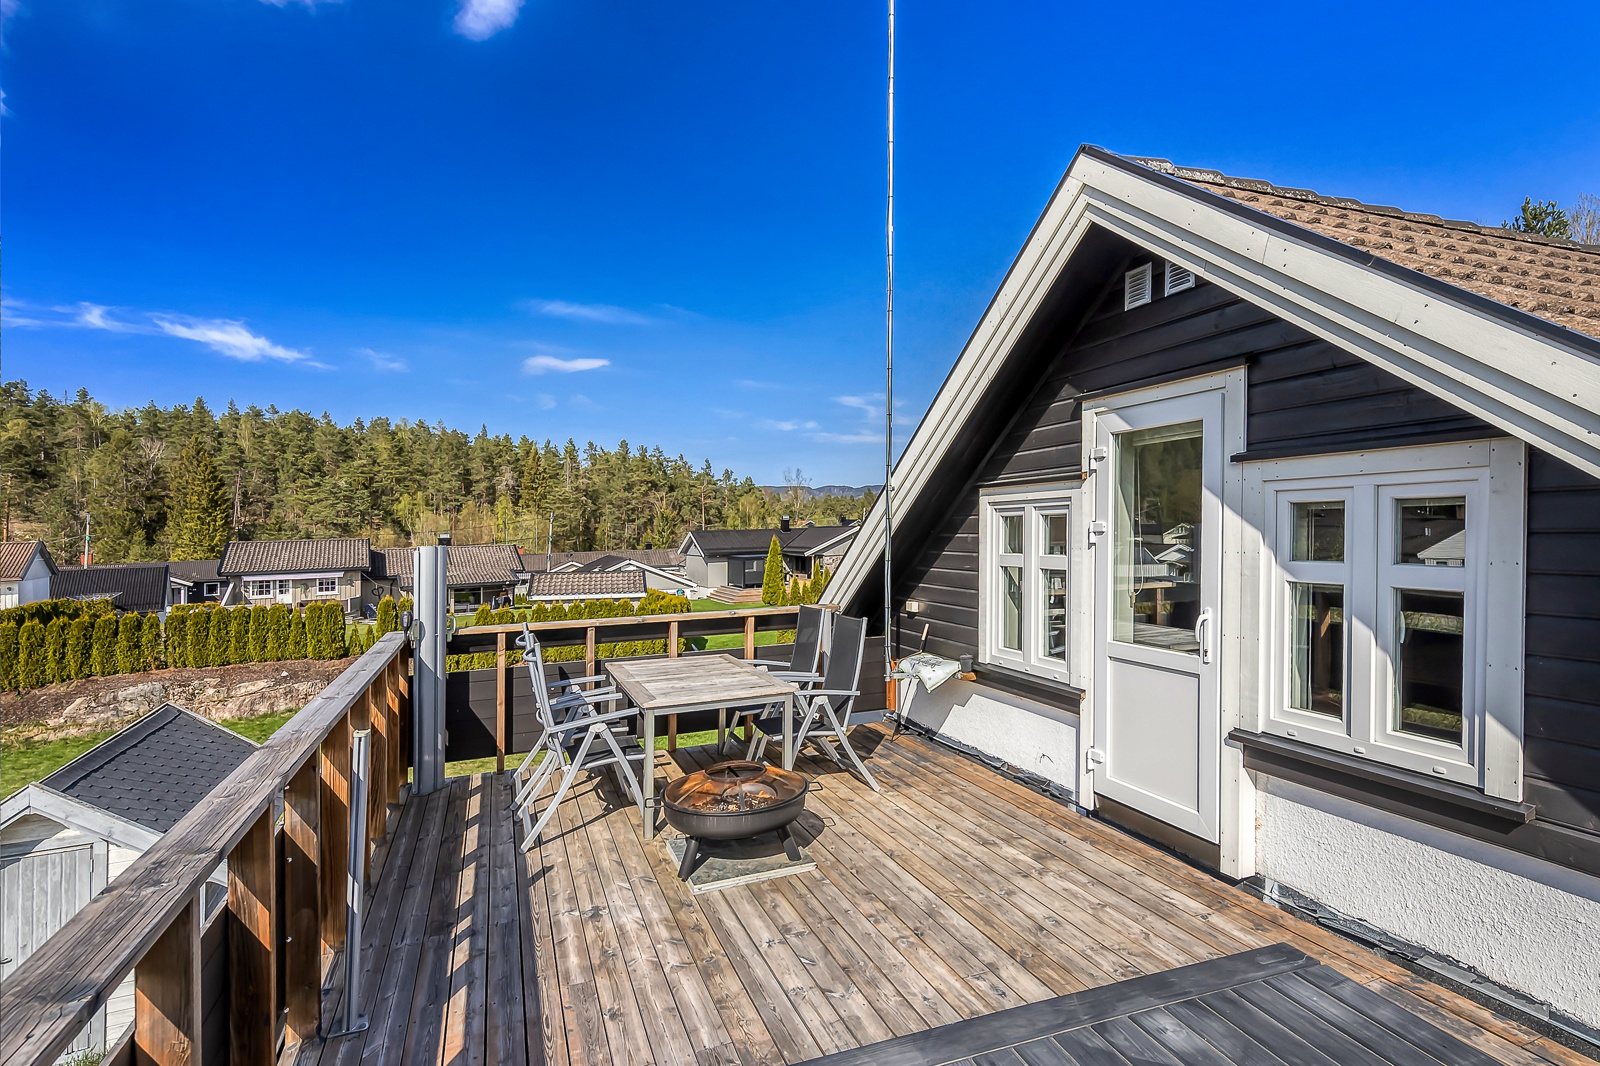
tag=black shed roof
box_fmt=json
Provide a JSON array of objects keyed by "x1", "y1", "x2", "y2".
[
  {"x1": 41, "y1": 704, "x2": 258, "y2": 833},
  {"x1": 50, "y1": 563, "x2": 171, "y2": 615}
]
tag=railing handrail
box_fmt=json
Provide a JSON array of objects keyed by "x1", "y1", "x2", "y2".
[
  {"x1": 0, "y1": 631, "x2": 411, "y2": 1066},
  {"x1": 452, "y1": 602, "x2": 837, "y2": 637}
]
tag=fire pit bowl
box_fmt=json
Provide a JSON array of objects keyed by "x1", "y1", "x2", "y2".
[{"x1": 655, "y1": 761, "x2": 813, "y2": 879}]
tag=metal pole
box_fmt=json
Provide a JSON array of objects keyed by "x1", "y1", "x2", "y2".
[
  {"x1": 412, "y1": 545, "x2": 448, "y2": 795},
  {"x1": 883, "y1": 0, "x2": 895, "y2": 684},
  {"x1": 328, "y1": 728, "x2": 371, "y2": 1037},
  {"x1": 82, "y1": 511, "x2": 91, "y2": 567}
]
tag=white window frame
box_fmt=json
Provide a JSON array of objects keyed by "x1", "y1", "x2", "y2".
[
  {"x1": 1248, "y1": 440, "x2": 1526, "y2": 798},
  {"x1": 978, "y1": 484, "x2": 1085, "y2": 686},
  {"x1": 317, "y1": 577, "x2": 339, "y2": 596}
]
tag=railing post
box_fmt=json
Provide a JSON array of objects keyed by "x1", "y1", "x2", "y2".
[
  {"x1": 667, "y1": 620, "x2": 679, "y2": 657},
  {"x1": 229, "y1": 808, "x2": 278, "y2": 1066},
  {"x1": 361, "y1": 683, "x2": 386, "y2": 876},
  {"x1": 495, "y1": 631, "x2": 507, "y2": 774},
  {"x1": 585, "y1": 625, "x2": 596, "y2": 680},
  {"x1": 283, "y1": 758, "x2": 322, "y2": 1051},
  {"x1": 391, "y1": 649, "x2": 410, "y2": 806},
  {"x1": 320, "y1": 711, "x2": 352, "y2": 960},
  {"x1": 744, "y1": 615, "x2": 756, "y2": 659},
  {"x1": 134, "y1": 891, "x2": 201, "y2": 1066}
]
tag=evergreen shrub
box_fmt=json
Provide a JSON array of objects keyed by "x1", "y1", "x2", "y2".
[
  {"x1": 44, "y1": 620, "x2": 66, "y2": 685},
  {"x1": 67, "y1": 618, "x2": 93, "y2": 679},
  {"x1": 17, "y1": 621, "x2": 46, "y2": 689},
  {"x1": 116, "y1": 613, "x2": 142, "y2": 674},
  {"x1": 0, "y1": 623, "x2": 17, "y2": 690},
  {"x1": 165, "y1": 612, "x2": 188, "y2": 669},
  {"x1": 91, "y1": 616, "x2": 118, "y2": 677},
  {"x1": 287, "y1": 608, "x2": 307, "y2": 659},
  {"x1": 187, "y1": 608, "x2": 211, "y2": 669},
  {"x1": 761, "y1": 536, "x2": 784, "y2": 606},
  {"x1": 208, "y1": 608, "x2": 232, "y2": 667},
  {"x1": 141, "y1": 614, "x2": 162, "y2": 670},
  {"x1": 249, "y1": 606, "x2": 271, "y2": 662},
  {"x1": 266, "y1": 604, "x2": 290, "y2": 660},
  {"x1": 375, "y1": 596, "x2": 398, "y2": 636},
  {"x1": 229, "y1": 607, "x2": 250, "y2": 665}
]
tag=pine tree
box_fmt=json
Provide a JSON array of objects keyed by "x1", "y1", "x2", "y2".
[
  {"x1": 91, "y1": 616, "x2": 119, "y2": 676},
  {"x1": 287, "y1": 608, "x2": 308, "y2": 659},
  {"x1": 44, "y1": 619, "x2": 67, "y2": 685},
  {"x1": 67, "y1": 617, "x2": 93, "y2": 678},
  {"x1": 142, "y1": 613, "x2": 162, "y2": 669},
  {"x1": 249, "y1": 605, "x2": 271, "y2": 662},
  {"x1": 375, "y1": 596, "x2": 398, "y2": 636},
  {"x1": 761, "y1": 536, "x2": 785, "y2": 606},
  {"x1": 266, "y1": 604, "x2": 289, "y2": 660},
  {"x1": 187, "y1": 608, "x2": 211, "y2": 669},
  {"x1": 0, "y1": 624, "x2": 17, "y2": 690},
  {"x1": 168, "y1": 435, "x2": 232, "y2": 560},
  {"x1": 116, "y1": 613, "x2": 142, "y2": 674},
  {"x1": 17, "y1": 621, "x2": 46, "y2": 688},
  {"x1": 164, "y1": 612, "x2": 188, "y2": 669}
]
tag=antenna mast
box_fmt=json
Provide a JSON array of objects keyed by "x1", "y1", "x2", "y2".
[{"x1": 883, "y1": 0, "x2": 895, "y2": 684}]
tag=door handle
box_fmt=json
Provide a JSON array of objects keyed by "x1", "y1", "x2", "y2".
[{"x1": 1194, "y1": 608, "x2": 1213, "y2": 665}]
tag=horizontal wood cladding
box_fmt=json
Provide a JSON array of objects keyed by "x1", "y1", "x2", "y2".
[{"x1": 1523, "y1": 449, "x2": 1600, "y2": 846}]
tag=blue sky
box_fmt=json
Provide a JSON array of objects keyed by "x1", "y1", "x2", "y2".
[{"x1": 5, "y1": 0, "x2": 1598, "y2": 485}]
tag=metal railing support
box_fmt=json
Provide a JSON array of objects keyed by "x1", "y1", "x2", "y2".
[{"x1": 325, "y1": 728, "x2": 371, "y2": 1038}]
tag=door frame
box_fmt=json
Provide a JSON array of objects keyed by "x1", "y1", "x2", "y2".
[{"x1": 1078, "y1": 366, "x2": 1253, "y2": 876}]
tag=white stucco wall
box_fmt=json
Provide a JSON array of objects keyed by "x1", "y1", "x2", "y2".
[
  {"x1": 1255, "y1": 776, "x2": 1600, "y2": 1028},
  {"x1": 897, "y1": 678, "x2": 1078, "y2": 799}
]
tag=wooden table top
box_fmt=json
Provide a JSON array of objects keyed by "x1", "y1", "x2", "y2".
[{"x1": 606, "y1": 654, "x2": 795, "y2": 711}]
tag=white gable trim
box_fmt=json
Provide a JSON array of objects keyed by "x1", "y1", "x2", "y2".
[
  {"x1": 830, "y1": 150, "x2": 1600, "y2": 610},
  {"x1": 1, "y1": 784, "x2": 162, "y2": 854}
]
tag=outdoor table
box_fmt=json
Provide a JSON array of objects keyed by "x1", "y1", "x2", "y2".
[{"x1": 606, "y1": 654, "x2": 798, "y2": 839}]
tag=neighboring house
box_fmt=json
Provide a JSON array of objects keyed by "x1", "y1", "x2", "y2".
[
  {"x1": 522, "y1": 569, "x2": 646, "y2": 605},
  {"x1": 50, "y1": 562, "x2": 172, "y2": 615},
  {"x1": 524, "y1": 548, "x2": 688, "y2": 574},
  {"x1": 0, "y1": 541, "x2": 58, "y2": 608},
  {"x1": 378, "y1": 543, "x2": 528, "y2": 613},
  {"x1": 679, "y1": 521, "x2": 857, "y2": 590},
  {"x1": 567, "y1": 554, "x2": 699, "y2": 597},
  {"x1": 218, "y1": 537, "x2": 386, "y2": 618},
  {"x1": 831, "y1": 148, "x2": 1600, "y2": 1029},
  {"x1": 0, "y1": 705, "x2": 255, "y2": 1058},
  {"x1": 167, "y1": 558, "x2": 224, "y2": 606}
]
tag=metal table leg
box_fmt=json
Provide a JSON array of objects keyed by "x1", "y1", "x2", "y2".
[
  {"x1": 782, "y1": 693, "x2": 795, "y2": 770},
  {"x1": 643, "y1": 705, "x2": 656, "y2": 840}
]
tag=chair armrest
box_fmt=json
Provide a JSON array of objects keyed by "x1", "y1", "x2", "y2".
[
  {"x1": 768, "y1": 671, "x2": 823, "y2": 682},
  {"x1": 747, "y1": 658, "x2": 792, "y2": 669},
  {"x1": 800, "y1": 688, "x2": 860, "y2": 699},
  {"x1": 550, "y1": 674, "x2": 607, "y2": 689},
  {"x1": 553, "y1": 691, "x2": 622, "y2": 708},
  {"x1": 548, "y1": 705, "x2": 640, "y2": 735},
  {"x1": 552, "y1": 686, "x2": 617, "y2": 703}
]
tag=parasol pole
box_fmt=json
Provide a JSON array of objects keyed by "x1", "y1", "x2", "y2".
[{"x1": 883, "y1": 0, "x2": 895, "y2": 693}]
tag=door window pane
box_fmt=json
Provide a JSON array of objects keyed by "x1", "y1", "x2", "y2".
[
  {"x1": 1001, "y1": 566, "x2": 1022, "y2": 651},
  {"x1": 1292, "y1": 502, "x2": 1345, "y2": 562},
  {"x1": 1289, "y1": 583, "x2": 1344, "y2": 717},
  {"x1": 1398, "y1": 497, "x2": 1466, "y2": 566},
  {"x1": 1396, "y1": 589, "x2": 1464, "y2": 742},
  {"x1": 1113, "y1": 422, "x2": 1203, "y2": 652},
  {"x1": 1001, "y1": 514, "x2": 1023, "y2": 555},
  {"x1": 1044, "y1": 514, "x2": 1069, "y2": 556},
  {"x1": 1042, "y1": 571, "x2": 1067, "y2": 660}
]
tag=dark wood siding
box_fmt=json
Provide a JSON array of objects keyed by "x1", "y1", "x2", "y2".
[{"x1": 1523, "y1": 449, "x2": 1600, "y2": 848}]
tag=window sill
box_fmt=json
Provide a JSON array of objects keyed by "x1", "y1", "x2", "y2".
[
  {"x1": 1227, "y1": 729, "x2": 1534, "y2": 826},
  {"x1": 972, "y1": 663, "x2": 1084, "y2": 710}
]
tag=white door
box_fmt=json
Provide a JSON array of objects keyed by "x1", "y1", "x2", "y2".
[{"x1": 1091, "y1": 388, "x2": 1224, "y2": 842}]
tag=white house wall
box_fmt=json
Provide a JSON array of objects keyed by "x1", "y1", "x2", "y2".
[
  {"x1": 897, "y1": 679, "x2": 1078, "y2": 799},
  {"x1": 1255, "y1": 775, "x2": 1600, "y2": 1029}
]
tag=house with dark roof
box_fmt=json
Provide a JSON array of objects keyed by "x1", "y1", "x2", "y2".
[
  {"x1": 525, "y1": 547, "x2": 687, "y2": 573},
  {"x1": 166, "y1": 558, "x2": 224, "y2": 606},
  {"x1": 679, "y1": 521, "x2": 857, "y2": 590},
  {"x1": 828, "y1": 147, "x2": 1600, "y2": 1028},
  {"x1": 1, "y1": 704, "x2": 256, "y2": 1057},
  {"x1": 377, "y1": 543, "x2": 528, "y2": 612},
  {"x1": 218, "y1": 537, "x2": 387, "y2": 617},
  {"x1": 0, "y1": 541, "x2": 58, "y2": 608},
  {"x1": 49, "y1": 562, "x2": 172, "y2": 615}
]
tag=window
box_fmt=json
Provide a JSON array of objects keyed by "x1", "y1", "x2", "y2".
[
  {"x1": 1112, "y1": 422, "x2": 1203, "y2": 651},
  {"x1": 317, "y1": 577, "x2": 338, "y2": 596},
  {"x1": 1257, "y1": 442, "x2": 1525, "y2": 794},
  {"x1": 981, "y1": 488, "x2": 1080, "y2": 683},
  {"x1": 248, "y1": 580, "x2": 274, "y2": 599}
]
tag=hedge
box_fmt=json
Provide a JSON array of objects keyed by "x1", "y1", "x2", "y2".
[
  {"x1": 91, "y1": 616, "x2": 118, "y2": 677},
  {"x1": 0, "y1": 597, "x2": 115, "y2": 628},
  {"x1": 440, "y1": 593, "x2": 694, "y2": 672}
]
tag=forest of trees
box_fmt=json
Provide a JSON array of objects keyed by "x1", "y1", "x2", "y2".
[{"x1": 0, "y1": 381, "x2": 877, "y2": 565}]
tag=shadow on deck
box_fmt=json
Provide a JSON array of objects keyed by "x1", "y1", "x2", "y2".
[{"x1": 294, "y1": 726, "x2": 1593, "y2": 1066}]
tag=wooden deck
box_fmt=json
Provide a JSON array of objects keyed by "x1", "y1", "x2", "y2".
[{"x1": 294, "y1": 726, "x2": 1596, "y2": 1066}]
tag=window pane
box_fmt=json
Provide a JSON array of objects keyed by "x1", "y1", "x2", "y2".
[
  {"x1": 1001, "y1": 566, "x2": 1022, "y2": 651},
  {"x1": 1398, "y1": 497, "x2": 1466, "y2": 566},
  {"x1": 1043, "y1": 570, "x2": 1067, "y2": 661},
  {"x1": 1292, "y1": 502, "x2": 1345, "y2": 562},
  {"x1": 1396, "y1": 589, "x2": 1464, "y2": 742},
  {"x1": 1044, "y1": 514, "x2": 1069, "y2": 556},
  {"x1": 1289, "y1": 583, "x2": 1344, "y2": 717},
  {"x1": 1113, "y1": 422, "x2": 1202, "y2": 652},
  {"x1": 1001, "y1": 515, "x2": 1023, "y2": 555}
]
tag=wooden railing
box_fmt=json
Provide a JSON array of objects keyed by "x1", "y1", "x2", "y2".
[{"x1": 0, "y1": 632, "x2": 412, "y2": 1066}]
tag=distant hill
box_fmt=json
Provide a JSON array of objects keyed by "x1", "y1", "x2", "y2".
[{"x1": 761, "y1": 485, "x2": 881, "y2": 499}]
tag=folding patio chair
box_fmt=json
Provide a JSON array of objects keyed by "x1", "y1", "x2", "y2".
[
  {"x1": 728, "y1": 604, "x2": 829, "y2": 750},
  {"x1": 747, "y1": 613, "x2": 882, "y2": 791},
  {"x1": 510, "y1": 625, "x2": 648, "y2": 849}
]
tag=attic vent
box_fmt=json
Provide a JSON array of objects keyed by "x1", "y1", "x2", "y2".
[
  {"x1": 1165, "y1": 261, "x2": 1196, "y2": 295},
  {"x1": 1124, "y1": 263, "x2": 1153, "y2": 310}
]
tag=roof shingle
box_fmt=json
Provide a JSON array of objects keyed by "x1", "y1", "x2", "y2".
[
  {"x1": 0, "y1": 541, "x2": 56, "y2": 582},
  {"x1": 524, "y1": 570, "x2": 646, "y2": 599},
  {"x1": 219, "y1": 538, "x2": 372, "y2": 576},
  {"x1": 51, "y1": 563, "x2": 170, "y2": 614},
  {"x1": 377, "y1": 543, "x2": 527, "y2": 590}
]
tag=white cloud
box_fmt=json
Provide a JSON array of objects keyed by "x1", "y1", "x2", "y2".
[
  {"x1": 522, "y1": 354, "x2": 610, "y2": 375},
  {"x1": 809, "y1": 430, "x2": 881, "y2": 444},
  {"x1": 537, "y1": 394, "x2": 556, "y2": 410},
  {"x1": 523, "y1": 298, "x2": 657, "y2": 326},
  {"x1": 738, "y1": 379, "x2": 781, "y2": 390},
  {"x1": 454, "y1": 0, "x2": 523, "y2": 40},
  {"x1": 759, "y1": 419, "x2": 818, "y2": 432},
  {"x1": 152, "y1": 315, "x2": 309, "y2": 363},
  {"x1": 360, "y1": 347, "x2": 408, "y2": 373},
  {"x1": 835, "y1": 394, "x2": 884, "y2": 419}
]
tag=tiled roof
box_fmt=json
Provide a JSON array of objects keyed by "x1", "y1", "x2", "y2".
[
  {"x1": 51, "y1": 563, "x2": 170, "y2": 614},
  {"x1": 0, "y1": 541, "x2": 56, "y2": 581},
  {"x1": 219, "y1": 538, "x2": 372, "y2": 576},
  {"x1": 166, "y1": 559, "x2": 221, "y2": 584},
  {"x1": 42, "y1": 704, "x2": 257, "y2": 833},
  {"x1": 1133, "y1": 158, "x2": 1600, "y2": 342},
  {"x1": 377, "y1": 543, "x2": 527, "y2": 590},
  {"x1": 520, "y1": 548, "x2": 686, "y2": 572},
  {"x1": 524, "y1": 570, "x2": 646, "y2": 599}
]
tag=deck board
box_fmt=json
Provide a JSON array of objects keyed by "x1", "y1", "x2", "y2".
[{"x1": 292, "y1": 726, "x2": 1593, "y2": 1066}]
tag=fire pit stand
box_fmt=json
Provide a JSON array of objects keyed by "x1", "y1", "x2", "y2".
[{"x1": 651, "y1": 761, "x2": 814, "y2": 880}]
